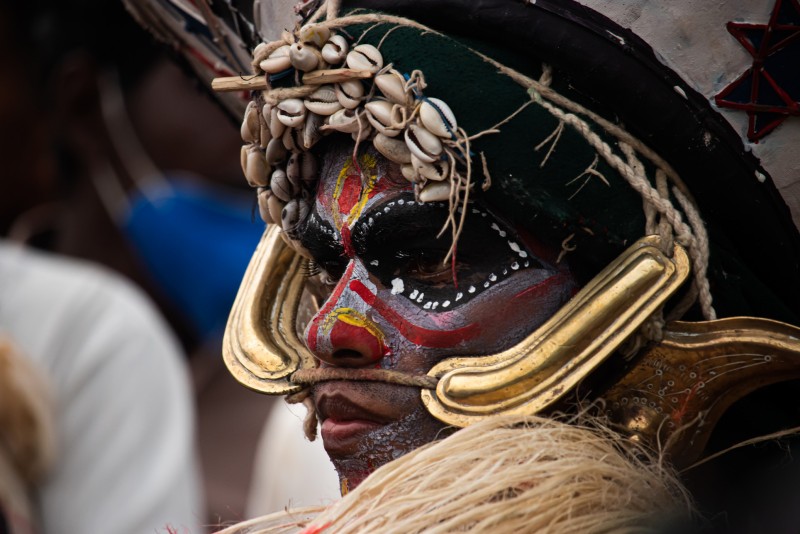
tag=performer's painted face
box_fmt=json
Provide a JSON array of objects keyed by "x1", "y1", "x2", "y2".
[{"x1": 300, "y1": 140, "x2": 577, "y2": 490}]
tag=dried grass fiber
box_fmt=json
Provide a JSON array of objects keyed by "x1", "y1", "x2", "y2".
[{"x1": 218, "y1": 414, "x2": 694, "y2": 533}]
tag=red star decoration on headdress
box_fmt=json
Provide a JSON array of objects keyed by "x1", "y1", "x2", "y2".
[{"x1": 715, "y1": 0, "x2": 800, "y2": 142}]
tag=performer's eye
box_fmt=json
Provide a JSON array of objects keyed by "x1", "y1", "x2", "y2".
[{"x1": 397, "y1": 249, "x2": 456, "y2": 285}]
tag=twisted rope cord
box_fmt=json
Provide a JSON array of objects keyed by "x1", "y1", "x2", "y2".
[{"x1": 291, "y1": 367, "x2": 439, "y2": 388}]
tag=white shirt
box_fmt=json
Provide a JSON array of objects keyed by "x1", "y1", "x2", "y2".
[{"x1": 0, "y1": 241, "x2": 203, "y2": 533}]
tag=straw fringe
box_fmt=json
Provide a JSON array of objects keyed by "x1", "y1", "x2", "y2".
[{"x1": 218, "y1": 415, "x2": 695, "y2": 533}]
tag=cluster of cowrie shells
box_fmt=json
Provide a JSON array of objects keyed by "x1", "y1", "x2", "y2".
[{"x1": 240, "y1": 22, "x2": 469, "y2": 248}]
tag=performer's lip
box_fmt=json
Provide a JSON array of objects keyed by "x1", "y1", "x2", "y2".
[{"x1": 316, "y1": 383, "x2": 394, "y2": 456}]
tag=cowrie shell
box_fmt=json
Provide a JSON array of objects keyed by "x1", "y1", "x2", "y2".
[
  {"x1": 259, "y1": 118, "x2": 271, "y2": 149},
  {"x1": 335, "y1": 80, "x2": 364, "y2": 109},
  {"x1": 303, "y1": 112, "x2": 325, "y2": 150},
  {"x1": 304, "y1": 85, "x2": 342, "y2": 116},
  {"x1": 345, "y1": 44, "x2": 383, "y2": 73},
  {"x1": 286, "y1": 152, "x2": 303, "y2": 188},
  {"x1": 419, "y1": 98, "x2": 457, "y2": 138},
  {"x1": 265, "y1": 138, "x2": 287, "y2": 165},
  {"x1": 281, "y1": 198, "x2": 310, "y2": 236},
  {"x1": 419, "y1": 180, "x2": 451, "y2": 202},
  {"x1": 321, "y1": 34, "x2": 348, "y2": 65},
  {"x1": 244, "y1": 146, "x2": 270, "y2": 188},
  {"x1": 400, "y1": 163, "x2": 420, "y2": 183},
  {"x1": 351, "y1": 124, "x2": 372, "y2": 142},
  {"x1": 288, "y1": 151, "x2": 318, "y2": 190},
  {"x1": 270, "y1": 168, "x2": 294, "y2": 201},
  {"x1": 289, "y1": 42, "x2": 319, "y2": 72},
  {"x1": 404, "y1": 124, "x2": 442, "y2": 163},
  {"x1": 323, "y1": 108, "x2": 365, "y2": 134},
  {"x1": 253, "y1": 42, "x2": 270, "y2": 64},
  {"x1": 298, "y1": 24, "x2": 330, "y2": 47},
  {"x1": 276, "y1": 99, "x2": 306, "y2": 128},
  {"x1": 412, "y1": 153, "x2": 450, "y2": 181},
  {"x1": 240, "y1": 145, "x2": 248, "y2": 177},
  {"x1": 374, "y1": 70, "x2": 410, "y2": 105},
  {"x1": 257, "y1": 187, "x2": 274, "y2": 223},
  {"x1": 267, "y1": 193, "x2": 285, "y2": 226},
  {"x1": 265, "y1": 105, "x2": 286, "y2": 139},
  {"x1": 300, "y1": 152, "x2": 318, "y2": 189},
  {"x1": 241, "y1": 101, "x2": 259, "y2": 143},
  {"x1": 365, "y1": 100, "x2": 403, "y2": 137},
  {"x1": 282, "y1": 126, "x2": 304, "y2": 152},
  {"x1": 260, "y1": 45, "x2": 291, "y2": 74},
  {"x1": 373, "y1": 133, "x2": 412, "y2": 164}
]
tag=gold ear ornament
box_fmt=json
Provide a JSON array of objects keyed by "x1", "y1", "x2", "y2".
[{"x1": 222, "y1": 224, "x2": 315, "y2": 395}]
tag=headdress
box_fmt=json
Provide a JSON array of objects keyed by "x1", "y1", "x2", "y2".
[{"x1": 126, "y1": 0, "x2": 800, "y2": 467}]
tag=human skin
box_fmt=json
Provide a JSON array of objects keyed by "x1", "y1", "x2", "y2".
[{"x1": 299, "y1": 140, "x2": 577, "y2": 490}]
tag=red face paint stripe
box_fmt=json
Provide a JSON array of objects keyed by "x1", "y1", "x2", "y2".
[
  {"x1": 348, "y1": 280, "x2": 480, "y2": 348},
  {"x1": 341, "y1": 225, "x2": 354, "y2": 258},
  {"x1": 512, "y1": 272, "x2": 571, "y2": 302},
  {"x1": 307, "y1": 261, "x2": 356, "y2": 351}
]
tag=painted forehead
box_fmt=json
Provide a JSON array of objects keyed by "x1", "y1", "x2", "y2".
[{"x1": 313, "y1": 143, "x2": 411, "y2": 230}]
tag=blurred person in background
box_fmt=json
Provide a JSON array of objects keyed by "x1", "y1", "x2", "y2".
[
  {"x1": 0, "y1": 2, "x2": 203, "y2": 532},
  {"x1": 0, "y1": 0, "x2": 283, "y2": 526}
]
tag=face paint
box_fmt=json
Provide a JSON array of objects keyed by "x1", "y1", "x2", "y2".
[{"x1": 299, "y1": 140, "x2": 577, "y2": 490}]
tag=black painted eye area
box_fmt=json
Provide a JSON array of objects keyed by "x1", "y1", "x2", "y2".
[
  {"x1": 298, "y1": 193, "x2": 551, "y2": 311},
  {"x1": 353, "y1": 196, "x2": 548, "y2": 308}
]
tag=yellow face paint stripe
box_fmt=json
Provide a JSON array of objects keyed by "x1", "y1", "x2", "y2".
[
  {"x1": 321, "y1": 307, "x2": 386, "y2": 345},
  {"x1": 331, "y1": 154, "x2": 379, "y2": 231}
]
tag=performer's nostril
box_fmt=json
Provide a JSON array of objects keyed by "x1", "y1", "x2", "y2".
[{"x1": 332, "y1": 349, "x2": 363, "y2": 360}]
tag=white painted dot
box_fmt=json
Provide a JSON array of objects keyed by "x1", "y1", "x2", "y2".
[
  {"x1": 390, "y1": 278, "x2": 404, "y2": 295},
  {"x1": 370, "y1": 259, "x2": 380, "y2": 266},
  {"x1": 384, "y1": 206, "x2": 390, "y2": 212},
  {"x1": 472, "y1": 208, "x2": 481, "y2": 214},
  {"x1": 524, "y1": 261, "x2": 530, "y2": 267},
  {"x1": 389, "y1": 201, "x2": 395, "y2": 206},
  {"x1": 369, "y1": 218, "x2": 374, "y2": 225},
  {"x1": 398, "y1": 199, "x2": 405, "y2": 205},
  {"x1": 432, "y1": 302, "x2": 439, "y2": 310},
  {"x1": 511, "y1": 262, "x2": 519, "y2": 270},
  {"x1": 518, "y1": 251, "x2": 528, "y2": 258},
  {"x1": 490, "y1": 223, "x2": 507, "y2": 237},
  {"x1": 755, "y1": 170, "x2": 767, "y2": 183},
  {"x1": 442, "y1": 300, "x2": 451, "y2": 307},
  {"x1": 502, "y1": 269, "x2": 508, "y2": 275},
  {"x1": 509, "y1": 241, "x2": 521, "y2": 253},
  {"x1": 417, "y1": 293, "x2": 425, "y2": 303},
  {"x1": 423, "y1": 301, "x2": 432, "y2": 309},
  {"x1": 468, "y1": 286, "x2": 476, "y2": 293},
  {"x1": 489, "y1": 273, "x2": 497, "y2": 282},
  {"x1": 483, "y1": 281, "x2": 490, "y2": 288},
  {"x1": 409, "y1": 289, "x2": 419, "y2": 299},
  {"x1": 455, "y1": 292, "x2": 463, "y2": 301},
  {"x1": 407, "y1": 201, "x2": 415, "y2": 205}
]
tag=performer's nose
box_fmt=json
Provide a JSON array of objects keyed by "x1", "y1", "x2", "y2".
[{"x1": 314, "y1": 318, "x2": 386, "y2": 367}]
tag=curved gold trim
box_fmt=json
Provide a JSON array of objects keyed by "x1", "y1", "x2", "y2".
[
  {"x1": 604, "y1": 317, "x2": 800, "y2": 466},
  {"x1": 421, "y1": 236, "x2": 691, "y2": 426},
  {"x1": 222, "y1": 225, "x2": 315, "y2": 394}
]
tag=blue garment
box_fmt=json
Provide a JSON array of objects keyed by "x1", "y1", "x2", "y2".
[{"x1": 123, "y1": 177, "x2": 264, "y2": 340}]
